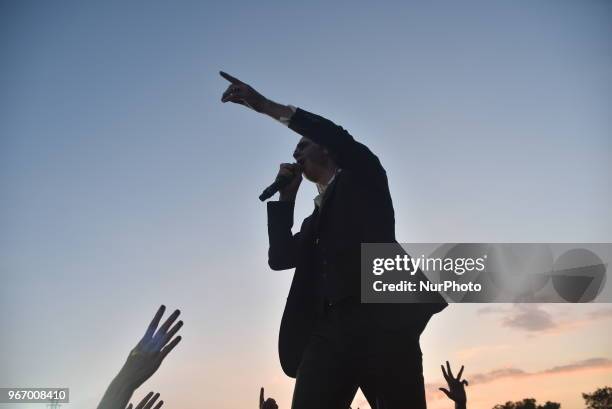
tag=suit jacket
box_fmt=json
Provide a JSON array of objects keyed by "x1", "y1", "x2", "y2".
[{"x1": 267, "y1": 108, "x2": 447, "y2": 377}]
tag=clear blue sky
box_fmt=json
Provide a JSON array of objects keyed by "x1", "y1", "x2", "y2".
[{"x1": 1, "y1": 1, "x2": 611, "y2": 409}]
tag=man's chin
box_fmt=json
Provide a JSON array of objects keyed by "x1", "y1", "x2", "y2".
[
  {"x1": 303, "y1": 173, "x2": 317, "y2": 183},
  {"x1": 301, "y1": 165, "x2": 315, "y2": 182},
  {"x1": 303, "y1": 173, "x2": 315, "y2": 183}
]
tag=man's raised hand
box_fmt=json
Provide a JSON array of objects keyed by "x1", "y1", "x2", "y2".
[
  {"x1": 220, "y1": 71, "x2": 267, "y2": 112},
  {"x1": 119, "y1": 305, "x2": 183, "y2": 389}
]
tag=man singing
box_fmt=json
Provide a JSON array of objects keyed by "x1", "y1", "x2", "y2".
[{"x1": 220, "y1": 71, "x2": 446, "y2": 409}]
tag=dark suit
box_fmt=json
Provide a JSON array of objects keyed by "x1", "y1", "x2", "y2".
[{"x1": 267, "y1": 108, "x2": 446, "y2": 409}]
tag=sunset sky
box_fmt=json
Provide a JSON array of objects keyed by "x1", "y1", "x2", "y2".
[{"x1": 1, "y1": 1, "x2": 611, "y2": 409}]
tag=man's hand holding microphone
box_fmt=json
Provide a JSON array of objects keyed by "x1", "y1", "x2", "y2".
[{"x1": 276, "y1": 163, "x2": 302, "y2": 202}]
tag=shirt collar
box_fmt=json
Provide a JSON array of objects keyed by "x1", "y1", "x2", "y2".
[{"x1": 314, "y1": 169, "x2": 341, "y2": 208}]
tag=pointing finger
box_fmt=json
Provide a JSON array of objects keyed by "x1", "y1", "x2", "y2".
[{"x1": 220, "y1": 71, "x2": 244, "y2": 85}]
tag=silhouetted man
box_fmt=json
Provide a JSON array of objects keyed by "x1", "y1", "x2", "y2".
[{"x1": 220, "y1": 71, "x2": 446, "y2": 409}]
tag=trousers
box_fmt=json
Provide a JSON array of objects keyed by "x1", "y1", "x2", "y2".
[{"x1": 290, "y1": 299, "x2": 426, "y2": 409}]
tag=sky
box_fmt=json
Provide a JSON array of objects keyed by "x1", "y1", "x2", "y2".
[{"x1": 1, "y1": 1, "x2": 611, "y2": 409}]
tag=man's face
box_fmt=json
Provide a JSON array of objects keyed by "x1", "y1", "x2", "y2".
[{"x1": 293, "y1": 137, "x2": 328, "y2": 183}]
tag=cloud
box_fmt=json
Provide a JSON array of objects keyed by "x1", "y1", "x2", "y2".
[
  {"x1": 542, "y1": 357, "x2": 612, "y2": 374},
  {"x1": 476, "y1": 304, "x2": 612, "y2": 334},
  {"x1": 477, "y1": 303, "x2": 558, "y2": 331},
  {"x1": 469, "y1": 367, "x2": 527, "y2": 383},
  {"x1": 501, "y1": 304, "x2": 556, "y2": 331}
]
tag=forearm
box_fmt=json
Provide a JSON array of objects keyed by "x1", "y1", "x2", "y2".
[
  {"x1": 259, "y1": 98, "x2": 295, "y2": 122},
  {"x1": 267, "y1": 201, "x2": 298, "y2": 270},
  {"x1": 279, "y1": 190, "x2": 297, "y2": 202},
  {"x1": 97, "y1": 372, "x2": 135, "y2": 409},
  {"x1": 455, "y1": 401, "x2": 467, "y2": 409}
]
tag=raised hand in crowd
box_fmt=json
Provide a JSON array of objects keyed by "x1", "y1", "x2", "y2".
[
  {"x1": 126, "y1": 391, "x2": 164, "y2": 409},
  {"x1": 439, "y1": 361, "x2": 468, "y2": 409},
  {"x1": 259, "y1": 387, "x2": 278, "y2": 409},
  {"x1": 97, "y1": 305, "x2": 183, "y2": 409},
  {"x1": 119, "y1": 305, "x2": 183, "y2": 388}
]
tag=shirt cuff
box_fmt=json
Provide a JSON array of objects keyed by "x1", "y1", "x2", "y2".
[{"x1": 277, "y1": 105, "x2": 297, "y2": 127}]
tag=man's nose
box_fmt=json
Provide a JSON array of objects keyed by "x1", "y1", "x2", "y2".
[{"x1": 293, "y1": 150, "x2": 299, "y2": 160}]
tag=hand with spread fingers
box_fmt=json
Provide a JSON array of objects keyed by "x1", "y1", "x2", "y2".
[
  {"x1": 120, "y1": 305, "x2": 183, "y2": 389},
  {"x1": 259, "y1": 387, "x2": 279, "y2": 409},
  {"x1": 97, "y1": 305, "x2": 183, "y2": 409},
  {"x1": 439, "y1": 361, "x2": 468, "y2": 409},
  {"x1": 220, "y1": 71, "x2": 267, "y2": 112},
  {"x1": 126, "y1": 392, "x2": 164, "y2": 409}
]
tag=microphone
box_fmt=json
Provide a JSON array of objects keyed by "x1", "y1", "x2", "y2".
[{"x1": 259, "y1": 174, "x2": 294, "y2": 202}]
